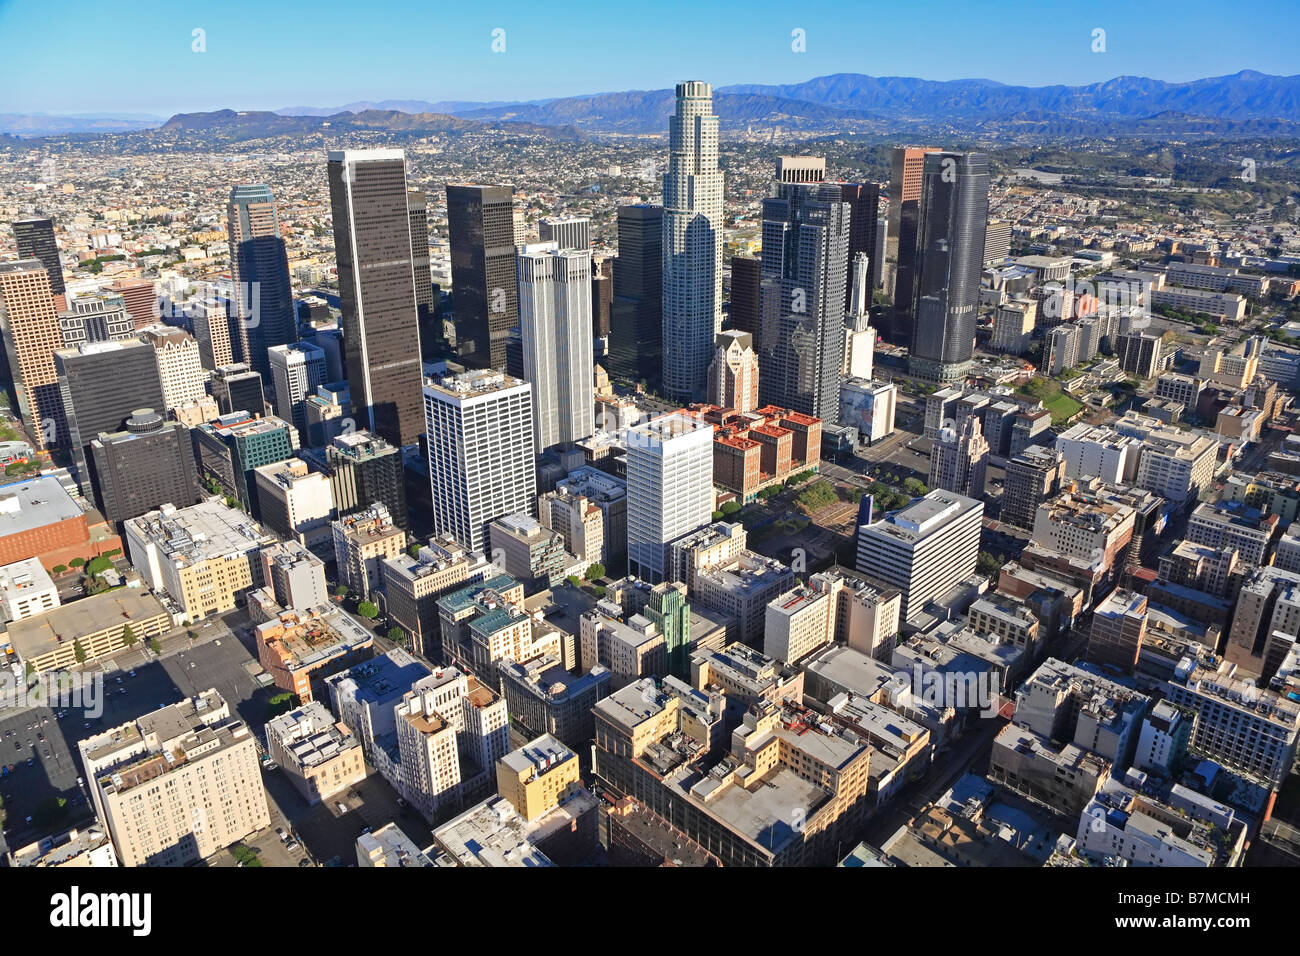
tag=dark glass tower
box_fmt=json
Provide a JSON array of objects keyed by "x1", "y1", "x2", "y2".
[
  {"x1": 328, "y1": 149, "x2": 426, "y2": 447},
  {"x1": 90, "y1": 410, "x2": 197, "y2": 524},
  {"x1": 757, "y1": 178, "x2": 850, "y2": 421},
  {"x1": 12, "y1": 217, "x2": 65, "y2": 298},
  {"x1": 728, "y1": 254, "x2": 760, "y2": 336},
  {"x1": 55, "y1": 339, "x2": 166, "y2": 496},
  {"x1": 607, "y1": 204, "x2": 663, "y2": 389},
  {"x1": 839, "y1": 183, "x2": 881, "y2": 313},
  {"x1": 446, "y1": 183, "x2": 518, "y2": 371},
  {"x1": 907, "y1": 152, "x2": 990, "y2": 384},
  {"x1": 227, "y1": 185, "x2": 297, "y2": 392}
]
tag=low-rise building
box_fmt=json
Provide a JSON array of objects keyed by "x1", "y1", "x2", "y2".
[{"x1": 265, "y1": 700, "x2": 367, "y2": 805}]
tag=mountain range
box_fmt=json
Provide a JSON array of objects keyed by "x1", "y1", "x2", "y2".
[{"x1": 8, "y1": 70, "x2": 1300, "y2": 139}]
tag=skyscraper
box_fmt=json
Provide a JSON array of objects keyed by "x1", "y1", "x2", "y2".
[
  {"x1": 856, "y1": 489, "x2": 983, "y2": 622},
  {"x1": 757, "y1": 171, "x2": 850, "y2": 421},
  {"x1": 885, "y1": 146, "x2": 941, "y2": 343},
  {"x1": 328, "y1": 150, "x2": 426, "y2": 447},
  {"x1": 661, "y1": 81, "x2": 724, "y2": 404},
  {"x1": 227, "y1": 185, "x2": 297, "y2": 390},
  {"x1": 0, "y1": 261, "x2": 64, "y2": 451},
  {"x1": 608, "y1": 204, "x2": 663, "y2": 388},
  {"x1": 929, "y1": 415, "x2": 989, "y2": 500},
  {"x1": 626, "y1": 412, "x2": 714, "y2": 583},
  {"x1": 446, "y1": 183, "x2": 518, "y2": 371},
  {"x1": 907, "y1": 151, "x2": 990, "y2": 383},
  {"x1": 12, "y1": 217, "x2": 65, "y2": 300},
  {"x1": 538, "y1": 216, "x2": 591, "y2": 252},
  {"x1": 325, "y1": 430, "x2": 409, "y2": 530},
  {"x1": 268, "y1": 342, "x2": 328, "y2": 445},
  {"x1": 707, "y1": 330, "x2": 759, "y2": 412},
  {"x1": 57, "y1": 291, "x2": 135, "y2": 346},
  {"x1": 424, "y1": 370, "x2": 536, "y2": 554},
  {"x1": 407, "y1": 189, "x2": 434, "y2": 319},
  {"x1": 90, "y1": 410, "x2": 197, "y2": 524},
  {"x1": 56, "y1": 339, "x2": 166, "y2": 494},
  {"x1": 728, "y1": 254, "x2": 760, "y2": 337},
  {"x1": 209, "y1": 363, "x2": 265, "y2": 418},
  {"x1": 517, "y1": 242, "x2": 594, "y2": 453},
  {"x1": 838, "y1": 182, "x2": 882, "y2": 310}
]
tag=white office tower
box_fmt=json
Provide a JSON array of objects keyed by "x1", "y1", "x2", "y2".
[
  {"x1": 538, "y1": 216, "x2": 591, "y2": 252},
  {"x1": 517, "y1": 242, "x2": 594, "y2": 453},
  {"x1": 661, "y1": 81, "x2": 724, "y2": 404},
  {"x1": 856, "y1": 489, "x2": 983, "y2": 622},
  {"x1": 626, "y1": 412, "x2": 715, "y2": 582},
  {"x1": 268, "y1": 341, "x2": 327, "y2": 443},
  {"x1": 425, "y1": 370, "x2": 537, "y2": 554}
]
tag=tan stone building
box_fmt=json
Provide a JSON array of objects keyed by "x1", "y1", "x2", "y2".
[{"x1": 78, "y1": 690, "x2": 271, "y2": 867}]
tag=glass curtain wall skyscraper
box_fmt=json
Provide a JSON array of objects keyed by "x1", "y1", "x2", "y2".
[{"x1": 661, "y1": 81, "x2": 723, "y2": 404}]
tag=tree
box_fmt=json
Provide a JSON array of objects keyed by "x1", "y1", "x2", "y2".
[
  {"x1": 357, "y1": 601, "x2": 379, "y2": 620},
  {"x1": 976, "y1": 551, "x2": 1004, "y2": 578},
  {"x1": 73, "y1": 640, "x2": 87, "y2": 664},
  {"x1": 566, "y1": 575, "x2": 581, "y2": 588},
  {"x1": 407, "y1": 543, "x2": 422, "y2": 559},
  {"x1": 86, "y1": 555, "x2": 113, "y2": 577},
  {"x1": 333, "y1": 585, "x2": 349, "y2": 599},
  {"x1": 24, "y1": 661, "x2": 34, "y2": 682},
  {"x1": 121, "y1": 624, "x2": 137, "y2": 647},
  {"x1": 720, "y1": 500, "x2": 742, "y2": 516},
  {"x1": 149, "y1": 636, "x2": 162, "y2": 656},
  {"x1": 52, "y1": 565, "x2": 67, "y2": 575},
  {"x1": 584, "y1": 562, "x2": 606, "y2": 581},
  {"x1": 711, "y1": 510, "x2": 724, "y2": 522},
  {"x1": 267, "y1": 692, "x2": 298, "y2": 719},
  {"x1": 386, "y1": 626, "x2": 406, "y2": 644},
  {"x1": 69, "y1": 557, "x2": 85, "y2": 569}
]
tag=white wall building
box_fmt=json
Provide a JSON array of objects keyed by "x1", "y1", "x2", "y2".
[{"x1": 626, "y1": 412, "x2": 714, "y2": 582}]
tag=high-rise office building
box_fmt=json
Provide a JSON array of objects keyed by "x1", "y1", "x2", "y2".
[
  {"x1": 885, "y1": 146, "x2": 941, "y2": 343},
  {"x1": 193, "y1": 412, "x2": 295, "y2": 515},
  {"x1": 929, "y1": 415, "x2": 989, "y2": 500},
  {"x1": 517, "y1": 242, "x2": 594, "y2": 453},
  {"x1": 328, "y1": 150, "x2": 426, "y2": 447},
  {"x1": 591, "y1": 262, "x2": 613, "y2": 339},
  {"x1": 728, "y1": 254, "x2": 760, "y2": 336},
  {"x1": 907, "y1": 151, "x2": 990, "y2": 383},
  {"x1": 0, "y1": 261, "x2": 63, "y2": 451},
  {"x1": 608, "y1": 204, "x2": 663, "y2": 388},
  {"x1": 190, "y1": 297, "x2": 237, "y2": 371},
  {"x1": 107, "y1": 278, "x2": 158, "y2": 329},
  {"x1": 89, "y1": 409, "x2": 197, "y2": 524},
  {"x1": 227, "y1": 184, "x2": 297, "y2": 390},
  {"x1": 856, "y1": 489, "x2": 983, "y2": 622},
  {"x1": 757, "y1": 173, "x2": 849, "y2": 421},
  {"x1": 56, "y1": 340, "x2": 166, "y2": 494},
  {"x1": 324, "y1": 430, "x2": 408, "y2": 528},
  {"x1": 626, "y1": 412, "x2": 715, "y2": 583},
  {"x1": 1117, "y1": 332, "x2": 1163, "y2": 380},
  {"x1": 12, "y1": 217, "x2": 65, "y2": 300},
  {"x1": 839, "y1": 182, "x2": 882, "y2": 309},
  {"x1": 267, "y1": 342, "x2": 327, "y2": 445},
  {"x1": 707, "y1": 330, "x2": 760, "y2": 412},
  {"x1": 57, "y1": 291, "x2": 134, "y2": 346},
  {"x1": 446, "y1": 183, "x2": 518, "y2": 371},
  {"x1": 1001, "y1": 445, "x2": 1067, "y2": 531},
  {"x1": 407, "y1": 188, "x2": 434, "y2": 319},
  {"x1": 424, "y1": 370, "x2": 536, "y2": 554},
  {"x1": 539, "y1": 216, "x2": 591, "y2": 252},
  {"x1": 661, "y1": 81, "x2": 724, "y2": 404},
  {"x1": 139, "y1": 323, "x2": 208, "y2": 412},
  {"x1": 209, "y1": 362, "x2": 265, "y2": 417}
]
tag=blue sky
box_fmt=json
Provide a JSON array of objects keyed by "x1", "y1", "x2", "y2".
[{"x1": 3, "y1": 0, "x2": 1297, "y2": 116}]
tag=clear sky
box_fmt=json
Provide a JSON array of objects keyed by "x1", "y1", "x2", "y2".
[{"x1": 3, "y1": 0, "x2": 1297, "y2": 117}]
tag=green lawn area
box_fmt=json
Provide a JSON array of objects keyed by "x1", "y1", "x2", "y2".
[{"x1": 1042, "y1": 391, "x2": 1084, "y2": 425}]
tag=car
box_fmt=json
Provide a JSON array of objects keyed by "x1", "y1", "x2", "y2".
[
  {"x1": 83, "y1": 722, "x2": 91, "y2": 729},
  {"x1": 286, "y1": 842, "x2": 299, "y2": 852},
  {"x1": 128, "y1": 671, "x2": 136, "y2": 678},
  {"x1": 36, "y1": 733, "x2": 43, "y2": 742},
  {"x1": 12, "y1": 741, "x2": 19, "y2": 750},
  {"x1": 115, "y1": 677, "x2": 122, "y2": 683},
  {"x1": 298, "y1": 859, "x2": 310, "y2": 868},
  {"x1": 26, "y1": 758, "x2": 33, "y2": 767},
  {"x1": 25, "y1": 740, "x2": 31, "y2": 748},
  {"x1": 119, "y1": 689, "x2": 126, "y2": 695},
  {"x1": 336, "y1": 802, "x2": 349, "y2": 814},
  {"x1": 43, "y1": 751, "x2": 50, "y2": 758}
]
